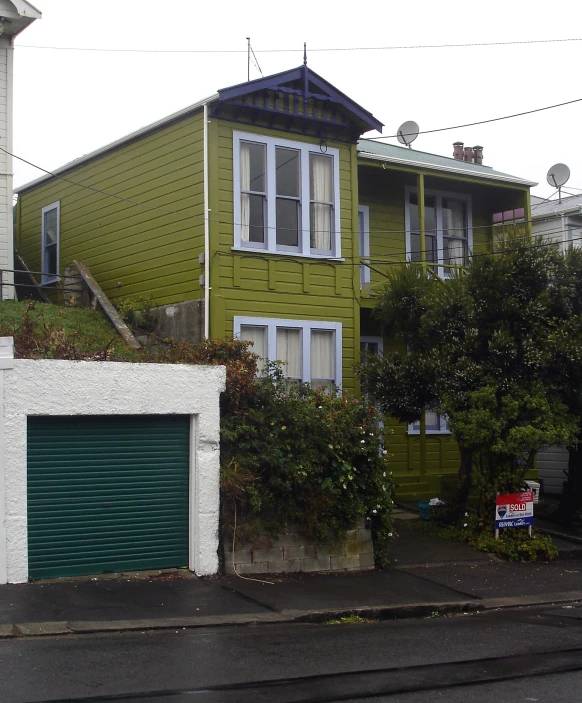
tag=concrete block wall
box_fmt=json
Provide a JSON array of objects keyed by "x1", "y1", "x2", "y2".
[{"x1": 223, "y1": 520, "x2": 375, "y2": 575}]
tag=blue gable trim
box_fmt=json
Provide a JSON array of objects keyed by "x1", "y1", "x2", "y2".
[{"x1": 217, "y1": 65, "x2": 383, "y2": 135}]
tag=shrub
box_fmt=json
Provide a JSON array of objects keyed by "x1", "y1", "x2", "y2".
[
  {"x1": 154, "y1": 339, "x2": 396, "y2": 563},
  {"x1": 411, "y1": 513, "x2": 557, "y2": 562}
]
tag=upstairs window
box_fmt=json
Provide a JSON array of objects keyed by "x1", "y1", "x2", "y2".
[
  {"x1": 406, "y1": 188, "x2": 472, "y2": 277},
  {"x1": 234, "y1": 132, "x2": 341, "y2": 258},
  {"x1": 41, "y1": 201, "x2": 60, "y2": 284}
]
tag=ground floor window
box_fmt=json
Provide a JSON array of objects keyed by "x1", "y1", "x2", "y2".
[
  {"x1": 234, "y1": 316, "x2": 342, "y2": 389},
  {"x1": 409, "y1": 411, "x2": 450, "y2": 434}
]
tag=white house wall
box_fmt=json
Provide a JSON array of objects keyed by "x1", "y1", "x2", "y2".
[
  {"x1": 537, "y1": 446, "x2": 568, "y2": 495},
  {"x1": 0, "y1": 349, "x2": 226, "y2": 584},
  {"x1": 0, "y1": 36, "x2": 12, "y2": 299}
]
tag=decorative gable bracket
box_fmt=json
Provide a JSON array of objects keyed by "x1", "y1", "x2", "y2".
[{"x1": 213, "y1": 65, "x2": 383, "y2": 143}]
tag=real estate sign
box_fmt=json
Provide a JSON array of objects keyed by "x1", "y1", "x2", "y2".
[{"x1": 495, "y1": 491, "x2": 534, "y2": 530}]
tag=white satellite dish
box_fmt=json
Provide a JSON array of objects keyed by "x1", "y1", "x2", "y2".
[
  {"x1": 547, "y1": 163, "x2": 571, "y2": 203},
  {"x1": 397, "y1": 121, "x2": 419, "y2": 148}
]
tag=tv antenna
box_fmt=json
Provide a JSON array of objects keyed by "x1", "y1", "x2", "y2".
[
  {"x1": 397, "y1": 121, "x2": 419, "y2": 148},
  {"x1": 547, "y1": 163, "x2": 570, "y2": 203},
  {"x1": 246, "y1": 38, "x2": 263, "y2": 82}
]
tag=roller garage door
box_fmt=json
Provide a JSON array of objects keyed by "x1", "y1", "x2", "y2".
[{"x1": 27, "y1": 415, "x2": 190, "y2": 580}]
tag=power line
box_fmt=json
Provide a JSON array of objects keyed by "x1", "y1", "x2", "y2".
[
  {"x1": 15, "y1": 37, "x2": 582, "y2": 54},
  {"x1": 364, "y1": 98, "x2": 582, "y2": 141},
  {"x1": 5, "y1": 146, "x2": 567, "y2": 244}
]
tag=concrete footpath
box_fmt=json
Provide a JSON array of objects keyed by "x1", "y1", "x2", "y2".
[{"x1": 1, "y1": 517, "x2": 582, "y2": 639}]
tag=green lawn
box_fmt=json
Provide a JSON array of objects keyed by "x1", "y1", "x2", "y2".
[{"x1": 0, "y1": 300, "x2": 141, "y2": 361}]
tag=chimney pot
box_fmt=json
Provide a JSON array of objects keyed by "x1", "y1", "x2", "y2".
[
  {"x1": 473, "y1": 145, "x2": 484, "y2": 165},
  {"x1": 453, "y1": 142, "x2": 464, "y2": 160},
  {"x1": 463, "y1": 146, "x2": 474, "y2": 163}
]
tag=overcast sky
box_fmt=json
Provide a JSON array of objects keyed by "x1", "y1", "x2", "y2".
[{"x1": 11, "y1": 0, "x2": 582, "y2": 198}]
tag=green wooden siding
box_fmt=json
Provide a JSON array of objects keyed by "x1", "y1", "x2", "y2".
[
  {"x1": 27, "y1": 415, "x2": 190, "y2": 580},
  {"x1": 356, "y1": 173, "x2": 529, "y2": 495},
  {"x1": 210, "y1": 119, "x2": 359, "y2": 392},
  {"x1": 16, "y1": 111, "x2": 206, "y2": 307},
  {"x1": 15, "y1": 104, "x2": 531, "y2": 501}
]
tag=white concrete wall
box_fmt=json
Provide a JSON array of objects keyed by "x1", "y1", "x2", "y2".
[{"x1": 0, "y1": 342, "x2": 226, "y2": 583}]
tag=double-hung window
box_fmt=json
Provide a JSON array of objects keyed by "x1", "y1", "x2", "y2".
[
  {"x1": 234, "y1": 131, "x2": 341, "y2": 258},
  {"x1": 358, "y1": 205, "x2": 370, "y2": 288},
  {"x1": 409, "y1": 411, "x2": 450, "y2": 435},
  {"x1": 41, "y1": 201, "x2": 60, "y2": 284},
  {"x1": 234, "y1": 316, "x2": 342, "y2": 390},
  {"x1": 405, "y1": 187, "x2": 472, "y2": 277}
]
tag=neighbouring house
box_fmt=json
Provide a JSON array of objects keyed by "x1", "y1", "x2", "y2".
[
  {"x1": 529, "y1": 192, "x2": 582, "y2": 495},
  {"x1": 13, "y1": 64, "x2": 536, "y2": 501},
  {"x1": 0, "y1": 0, "x2": 41, "y2": 300},
  {"x1": 530, "y1": 192, "x2": 582, "y2": 254}
]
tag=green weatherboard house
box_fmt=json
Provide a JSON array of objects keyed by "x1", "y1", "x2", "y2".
[{"x1": 14, "y1": 64, "x2": 536, "y2": 501}]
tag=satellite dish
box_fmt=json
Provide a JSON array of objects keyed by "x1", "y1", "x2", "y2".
[
  {"x1": 547, "y1": 163, "x2": 570, "y2": 189},
  {"x1": 397, "y1": 121, "x2": 419, "y2": 148}
]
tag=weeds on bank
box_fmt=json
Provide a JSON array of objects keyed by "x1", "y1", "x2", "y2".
[{"x1": 324, "y1": 614, "x2": 377, "y2": 625}]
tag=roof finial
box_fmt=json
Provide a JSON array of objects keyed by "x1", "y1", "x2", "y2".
[{"x1": 303, "y1": 42, "x2": 307, "y2": 66}]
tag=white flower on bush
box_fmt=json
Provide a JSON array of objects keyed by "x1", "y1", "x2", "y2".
[
  {"x1": 360, "y1": 439, "x2": 365, "y2": 444},
  {"x1": 388, "y1": 533, "x2": 393, "y2": 538},
  {"x1": 372, "y1": 509, "x2": 377, "y2": 514},
  {"x1": 383, "y1": 450, "x2": 388, "y2": 455}
]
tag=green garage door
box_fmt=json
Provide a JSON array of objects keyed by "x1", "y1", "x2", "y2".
[{"x1": 27, "y1": 415, "x2": 190, "y2": 580}]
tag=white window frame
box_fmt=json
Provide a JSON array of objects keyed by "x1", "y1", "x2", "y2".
[
  {"x1": 404, "y1": 186, "x2": 473, "y2": 278},
  {"x1": 233, "y1": 131, "x2": 342, "y2": 259},
  {"x1": 358, "y1": 205, "x2": 370, "y2": 287},
  {"x1": 408, "y1": 412, "x2": 450, "y2": 435},
  {"x1": 360, "y1": 335, "x2": 383, "y2": 356},
  {"x1": 41, "y1": 201, "x2": 60, "y2": 285},
  {"x1": 234, "y1": 316, "x2": 342, "y2": 387}
]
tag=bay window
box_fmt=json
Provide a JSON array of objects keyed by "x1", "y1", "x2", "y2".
[
  {"x1": 234, "y1": 132, "x2": 341, "y2": 258},
  {"x1": 234, "y1": 316, "x2": 342, "y2": 389},
  {"x1": 406, "y1": 187, "x2": 472, "y2": 277}
]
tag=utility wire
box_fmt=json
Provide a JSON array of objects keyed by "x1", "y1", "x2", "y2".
[
  {"x1": 364, "y1": 98, "x2": 582, "y2": 141},
  {"x1": 15, "y1": 37, "x2": 582, "y2": 54},
  {"x1": 4, "y1": 146, "x2": 570, "y2": 249},
  {"x1": 8, "y1": 147, "x2": 576, "y2": 265}
]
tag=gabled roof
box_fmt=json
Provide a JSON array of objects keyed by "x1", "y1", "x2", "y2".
[
  {"x1": 357, "y1": 139, "x2": 537, "y2": 187},
  {"x1": 217, "y1": 65, "x2": 383, "y2": 135},
  {"x1": 0, "y1": 0, "x2": 41, "y2": 36}
]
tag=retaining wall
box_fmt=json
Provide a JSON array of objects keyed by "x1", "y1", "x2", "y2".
[{"x1": 223, "y1": 520, "x2": 374, "y2": 575}]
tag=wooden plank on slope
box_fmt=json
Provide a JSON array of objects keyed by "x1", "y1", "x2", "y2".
[{"x1": 73, "y1": 260, "x2": 141, "y2": 350}]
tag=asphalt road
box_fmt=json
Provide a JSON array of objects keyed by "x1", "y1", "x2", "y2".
[{"x1": 3, "y1": 603, "x2": 582, "y2": 703}]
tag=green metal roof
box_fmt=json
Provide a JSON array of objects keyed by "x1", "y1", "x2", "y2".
[{"x1": 357, "y1": 139, "x2": 536, "y2": 187}]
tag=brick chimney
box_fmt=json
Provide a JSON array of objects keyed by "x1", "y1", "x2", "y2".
[
  {"x1": 473, "y1": 145, "x2": 484, "y2": 165},
  {"x1": 453, "y1": 142, "x2": 464, "y2": 160},
  {"x1": 463, "y1": 146, "x2": 474, "y2": 163}
]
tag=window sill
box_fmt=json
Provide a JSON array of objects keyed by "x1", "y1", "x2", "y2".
[
  {"x1": 232, "y1": 246, "x2": 344, "y2": 262},
  {"x1": 408, "y1": 430, "x2": 451, "y2": 436}
]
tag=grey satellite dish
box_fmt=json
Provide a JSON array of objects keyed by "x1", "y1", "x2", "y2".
[
  {"x1": 547, "y1": 163, "x2": 570, "y2": 203},
  {"x1": 547, "y1": 163, "x2": 570, "y2": 189},
  {"x1": 397, "y1": 121, "x2": 419, "y2": 148}
]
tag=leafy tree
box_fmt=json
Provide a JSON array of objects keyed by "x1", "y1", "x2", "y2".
[
  {"x1": 361, "y1": 234, "x2": 576, "y2": 518},
  {"x1": 544, "y1": 247, "x2": 582, "y2": 523}
]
